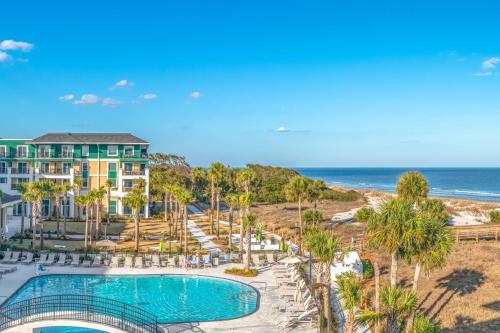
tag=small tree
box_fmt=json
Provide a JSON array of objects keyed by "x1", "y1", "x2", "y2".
[
  {"x1": 243, "y1": 213, "x2": 257, "y2": 272},
  {"x1": 354, "y1": 207, "x2": 376, "y2": 223},
  {"x1": 396, "y1": 172, "x2": 428, "y2": 205},
  {"x1": 303, "y1": 209, "x2": 322, "y2": 225},
  {"x1": 285, "y1": 176, "x2": 309, "y2": 253},
  {"x1": 489, "y1": 210, "x2": 500, "y2": 224},
  {"x1": 122, "y1": 186, "x2": 148, "y2": 254},
  {"x1": 337, "y1": 272, "x2": 363, "y2": 333}
]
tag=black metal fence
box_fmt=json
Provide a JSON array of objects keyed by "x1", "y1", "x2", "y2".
[{"x1": 0, "y1": 295, "x2": 161, "y2": 333}]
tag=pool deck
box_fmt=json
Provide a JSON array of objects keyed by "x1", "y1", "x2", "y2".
[{"x1": 0, "y1": 263, "x2": 316, "y2": 333}]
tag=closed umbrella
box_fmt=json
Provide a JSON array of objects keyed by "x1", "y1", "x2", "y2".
[{"x1": 159, "y1": 238, "x2": 165, "y2": 253}]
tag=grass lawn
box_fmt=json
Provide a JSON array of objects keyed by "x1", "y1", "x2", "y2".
[
  {"x1": 41, "y1": 221, "x2": 126, "y2": 235},
  {"x1": 5, "y1": 239, "x2": 86, "y2": 251}
]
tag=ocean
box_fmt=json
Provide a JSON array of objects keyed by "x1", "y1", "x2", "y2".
[{"x1": 294, "y1": 168, "x2": 500, "y2": 202}]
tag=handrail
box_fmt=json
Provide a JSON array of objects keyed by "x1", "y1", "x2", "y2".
[{"x1": 0, "y1": 294, "x2": 161, "y2": 333}]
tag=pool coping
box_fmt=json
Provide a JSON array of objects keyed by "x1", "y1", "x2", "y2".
[{"x1": 2, "y1": 272, "x2": 261, "y2": 325}]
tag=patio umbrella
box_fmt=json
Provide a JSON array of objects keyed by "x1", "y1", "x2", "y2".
[
  {"x1": 159, "y1": 238, "x2": 165, "y2": 253},
  {"x1": 95, "y1": 239, "x2": 117, "y2": 248}
]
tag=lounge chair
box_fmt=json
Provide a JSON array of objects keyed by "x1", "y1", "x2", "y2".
[
  {"x1": 134, "y1": 257, "x2": 144, "y2": 268},
  {"x1": 21, "y1": 252, "x2": 34, "y2": 265},
  {"x1": 252, "y1": 254, "x2": 263, "y2": 267},
  {"x1": 166, "y1": 257, "x2": 176, "y2": 268},
  {"x1": 110, "y1": 256, "x2": 120, "y2": 268},
  {"x1": 43, "y1": 253, "x2": 57, "y2": 265},
  {"x1": 56, "y1": 253, "x2": 67, "y2": 265},
  {"x1": 6, "y1": 252, "x2": 21, "y2": 264},
  {"x1": 0, "y1": 265, "x2": 17, "y2": 273},
  {"x1": 92, "y1": 254, "x2": 103, "y2": 267},
  {"x1": 202, "y1": 254, "x2": 212, "y2": 268},
  {"x1": 82, "y1": 256, "x2": 92, "y2": 267},
  {"x1": 124, "y1": 256, "x2": 134, "y2": 268},
  {"x1": 190, "y1": 256, "x2": 200, "y2": 268},
  {"x1": 277, "y1": 308, "x2": 318, "y2": 329},
  {"x1": 0, "y1": 251, "x2": 12, "y2": 264},
  {"x1": 178, "y1": 255, "x2": 186, "y2": 268},
  {"x1": 151, "y1": 254, "x2": 161, "y2": 267},
  {"x1": 70, "y1": 253, "x2": 80, "y2": 266}
]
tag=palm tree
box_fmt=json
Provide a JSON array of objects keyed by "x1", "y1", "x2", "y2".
[
  {"x1": 93, "y1": 186, "x2": 107, "y2": 239},
  {"x1": 175, "y1": 187, "x2": 194, "y2": 254},
  {"x1": 225, "y1": 193, "x2": 240, "y2": 255},
  {"x1": 122, "y1": 186, "x2": 148, "y2": 254},
  {"x1": 285, "y1": 176, "x2": 309, "y2": 254},
  {"x1": 17, "y1": 183, "x2": 29, "y2": 242},
  {"x1": 359, "y1": 286, "x2": 418, "y2": 333},
  {"x1": 105, "y1": 179, "x2": 113, "y2": 217},
  {"x1": 396, "y1": 172, "x2": 428, "y2": 205},
  {"x1": 236, "y1": 167, "x2": 256, "y2": 195},
  {"x1": 337, "y1": 272, "x2": 363, "y2": 333},
  {"x1": 402, "y1": 215, "x2": 453, "y2": 332},
  {"x1": 74, "y1": 195, "x2": 88, "y2": 250},
  {"x1": 73, "y1": 177, "x2": 84, "y2": 220},
  {"x1": 238, "y1": 192, "x2": 254, "y2": 256},
  {"x1": 208, "y1": 162, "x2": 226, "y2": 235},
  {"x1": 50, "y1": 183, "x2": 64, "y2": 237},
  {"x1": 242, "y1": 213, "x2": 257, "y2": 272},
  {"x1": 309, "y1": 179, "x2": 326, "y2": 223},
  {"x1": 366, "y1": 198, "x2": 414, "y2": 287},
  {"x1": 85, "y1": 190, "x2": 97, "y2": 245},
  {"x1": 61, "y1": 182, "x2": 73, "y2": 236},
  {"x1": 304, "y1": 230, "x2": 341, "y2": 332}
]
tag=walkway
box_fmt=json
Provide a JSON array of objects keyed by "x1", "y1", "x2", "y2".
[{"x1": 187, "y1": 205, "x2": 220, "y2": 253}]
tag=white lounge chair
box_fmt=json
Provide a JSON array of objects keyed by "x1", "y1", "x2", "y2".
[
  {"x1": 266, "y1": 253, "x2": 277, "y2": 265},
  {"x1": 124, "y1": 256, "x2": 134, "y2": 268},
  {"x1": 134, "y1": 257, "x2": 144, "y2": 268},
  {"x1": 56, "y1": 253, "x2": 67, "y2": 265},
  {"x1": 151, "y1": 254, "x2": 161, "y2": 267},
  {"x1": 21, "y1": 252, "x2": 34, "y2": 265},
  {"x1": 110, "y1": 256, "x2": 120, "y2": 268},
  {"x1": 0, "y1": 251, "x2": 12, "y2": 264},
  {"x1": 82, "y1": 256, "x2": 92, "y2": 267},
  {"x1": 202, "y1": 255, "x2": 212, "y2": 268},
  {"x1": 92, "y1": 254, "x2": 103, "y2": 267},
  {"x1": 178, "y1": 255, "x2": 186, "y2": 268},
  {"x1": 70, "y1": 253, "x2": 80, "y2": 266},
  {"x1": 6, "y1": 252, "x2": 21, "y2": 264},
  {"x1": 277, "y1": 308, "x2": 318, "y2": 329},
  {"x1": 166, "y1": 257, "x2": 176, "y2": 268},
  {"x1": 43, "y1": 253, "x2": 57, "y2": 265}
]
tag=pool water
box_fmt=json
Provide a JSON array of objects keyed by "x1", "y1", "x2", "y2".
[
  {"x1": 5, "y1": 274, "x2": 258, "y2": 323},
  {"x1": 35, "y1": 327, "x2": 107, "y2": 333}
]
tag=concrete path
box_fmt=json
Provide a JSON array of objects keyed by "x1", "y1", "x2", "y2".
[{"x1": 187, "y1": 205, "x2": 220, "y2": 253}]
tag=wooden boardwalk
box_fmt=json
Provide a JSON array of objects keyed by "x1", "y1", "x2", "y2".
[{"x1": 450, "y1": 224, "x2": 500, "y2": 242}]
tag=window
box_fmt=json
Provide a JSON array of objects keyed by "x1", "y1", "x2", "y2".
[
  {"x1": 82, "y1": 162, "x2": 88, "y2": 172},
  {"x1": 123, "y1": 205, "x2": 132, "y2": 215},
  {"x1": 38, "y1": 145, "x2": 50, "y2": 158},
  {"x1": 109, "y1": 200, "x2": 117, "y2": 215},
  {"x1": 107, "y1": 145, "x2": 118, "y2": 156},
  {"x1": 41, "y1": 200, "x2": 50, "y2": 217},
  {"x1": 17, "y1": 162, "x2": 28, "y2": 174},
  {"x1": 124, "y1": 163, "x2": 133, "y2": 172},
  {"x1": 17, "y1": 145, "x2": 28, "y2": 158},
  {"x1": 61, "y1": 145, "x2": 73, "y2": 158},
  {"x1": 81, "y1": 145, "x2": 89, "y2": 157},
  {"x1": 123, "y1": 146, "x2": 134, "y2": 157},
  {"x1": 0, "y1": 162, "x2": 6, "y2": 174},
  {"x1": 123, "y1": 179, "x2": 133, "y2": 190},
  {"x1": 82, "y1": 178, "x2": 88, "y2": 188},
  {"x1": 0, "y1": 146, "x2": 6, "y2": 158},
  {"x1": 0, "y1": 177, "x2": 7, "y2": 184},
  {"x1": 108, "y1": 162, "x2": 117, "y2": 172},
  {"x1": 61, "y1": 198, "x2": 70, "y2": 217},
  {"x1": 62, "y1": 162, "x2": 72, "y2": 174},
  {"x1": 41, "y1": 162, "x2": 50, "y2": 174}
]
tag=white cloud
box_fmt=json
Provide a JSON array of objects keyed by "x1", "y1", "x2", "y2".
[
  {"x1": 0, "y1": 40, "x2": 34, "y2": 52},
  {"x1": 189, "y1": 91, "x2": 202, "y2": 99},
  {"x1": 59, "y1": 94, "x2": 75, "y2": 101},
  {"x1": 473, "y1": 72, "x2": 493, "y2": 77},
  {"x1": 0, "y1": 51, "x2": 10, "y2": 62},
  {"x1": 277, "y1": 126, "x2": 289, "y2": 133},
  {"x1": 74, "y1": 94, "x2": 101, "y2": 105},
  {"x1": 102, "y1": 97, "x2": 120, "y2": 107},
  {"x1": 482, "y1": 57, "x2": 500, "y2": 70},
  {"x1": 113, "y1": 79, "x2": 134, "y2": 88},
  {"x1": 140, "y1": 93, "x2": 158, "y2": 100}
]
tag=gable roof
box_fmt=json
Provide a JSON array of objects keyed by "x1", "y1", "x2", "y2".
[{"x1": 32, "y1": 133, "x2": 149, "y2": 145}]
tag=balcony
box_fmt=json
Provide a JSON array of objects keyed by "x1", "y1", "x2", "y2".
[
  {"x1": 120, "y1": 152, "x2": 149, "y2": 160},
  {"x1": 11, "y1": 168, "x2": 30, "y2": 175},
  {"x1": 0, "y1": 168, "x2": 7, "y2": 175},
  {"x1": 38, "y1": 152, "x2": 74, "y2": 159},
  {"x1": 123, "y1": 186, "x2": 133, "y2": 192},
  {"x1": 123, "y1": 170, "x2": 146, "y2": 176},
  {"x1": 40, "y1": 168, "x2": 71, "y2": 175}
]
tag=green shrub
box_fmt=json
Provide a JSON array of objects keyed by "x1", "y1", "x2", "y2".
[
  {"x1": 303, "y1": 209, "x2": 323, "y2": 224},
  {"x1": 321, "y1": 189, "x2": 361, "y2": 202},
  {"x1": 362, "y1": 259, "x2": 373, "y2": 279},
  {"x1": 354, "y1": 207, "x2": 375, "y2": 223},
  {"x1": 490, "y1": 211, "x2": 500, "y2": 224}
]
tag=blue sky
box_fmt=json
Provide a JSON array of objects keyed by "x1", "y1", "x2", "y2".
[{"x1": 2, "y1": 1, "x2": 500, "y2": 167}]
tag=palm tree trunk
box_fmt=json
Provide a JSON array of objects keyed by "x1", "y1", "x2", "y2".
[
  {"x1": 298, "y1": 198, "x2": 302, "y2": 254},
  {"x1": 324, "y1": 263, "x2": 332, "y2": 333},
  {"x1": 239, "y1": 210, "x2": 244, "y2": 255},
  {"x1": 179, "y1": 205, "x2": 183, "y2": 251},
  {"x1": 55, "y1": 197, "x2": 60, "y2": 237},
  {"x1": 63, "y1": 194, "x2": 68, "y2": 236},
  {"x1": 210, "y1": 182, "x2": 215, "y2": 234},
  {"x1": 386, "y1": 312, "x2": 400, "y2": 333},
  {"x1": 184, "y1": 205, "x2": 188, "y2": 254},
  {"x1": 20, "y1": 202, "x2": 25, "y2": 243},
  {"x1": 374, "y1": 257, "x2": 381, "y2": 333},
  {"x1": 405, "y1": 261, "x2": 422, "y2": 333},
  {"x1": 216, "y1": 192, "x2": 220, "y2": 238},
  {"x1": 228, "y1": 207, "x2": 233, "y2": 254},
  {"x1": 245, "y1": 226, "x2": 251, "y2": 271},
  {"x1": 84, "y1": 204, "x2": 89, "y2": 250},
  {"x1": 89, "y1": 205, "x2": 93, "y2": 245},
  {"x1": 390, "y1": 250, "x2": 398, "y2": 287},
  {"x1": 31, "y1": 203, "x2": 36, "y2": 249},
  {"x1": 164, "y1": 192, "x2": 168, "y2": 222},
  {"x1": 134, "y1": 210, "x2": 140, "y2": 254}
]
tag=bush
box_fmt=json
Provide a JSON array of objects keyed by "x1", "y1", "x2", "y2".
[
  {"x1": 225, "y1": 268, "x2": 258, "y2": 277},
  {"x1": 354, "y1": 207, "x2": 375, "y2": 223},
  {"x1": 321, "y1": 189, "x2": 361, "y2": 202},
  {"x1": 362, "y1": 259, "x2": 373, "y2": 279},
  {"x1": 303, "y1": 209, "x2": 323, "y2": 224},
  {"x1": 490, "y1": 211, "x2": 500, "y2": 224}
]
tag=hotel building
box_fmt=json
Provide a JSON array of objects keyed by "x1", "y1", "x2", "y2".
[{"x1": 0, "y1": 133, "x2": 150, "y2": 220}]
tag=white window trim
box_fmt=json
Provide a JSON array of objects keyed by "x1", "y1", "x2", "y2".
[
  {"x1": 17, "y1": 145, "x2": 29, "y2": 158},
  {"x1": 38, "y1": 145, "x2": 50, "y2": 155},
  {"x1": 108, "y1": 162, "x2": 118, "y2": 172},
  {"x1": 123, "y1": 145, "x2": 134, "y2": 157},
  {"x1": 0, "y1": 145, "x2": 6, "y2": 157},
  {"x1": 107, "y1": 145, "x2": 118, "y2": 156}
]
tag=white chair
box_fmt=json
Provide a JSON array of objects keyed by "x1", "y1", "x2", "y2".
[
  {"x1": 56, "y1": 253, "x2": 67, "y2": 265},
  {"x1": 21, "y1": 252, "x2": 34, "y2": 265}
]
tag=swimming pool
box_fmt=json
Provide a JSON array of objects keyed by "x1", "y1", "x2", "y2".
[
  {"x1": 5, "y1": 274, "x2": 258, "y2": 323},
  {"x1": 35, "y1": 326, "x2": 107, "y2": 333}
]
